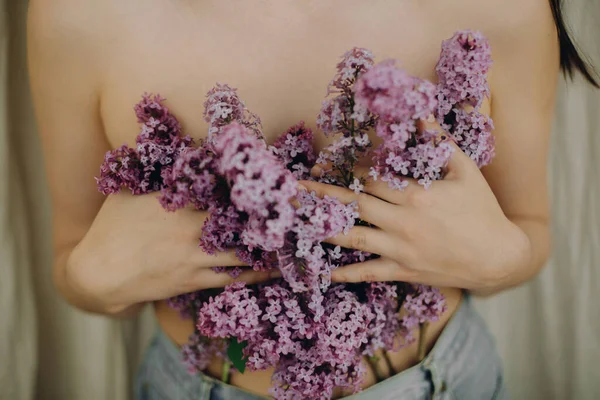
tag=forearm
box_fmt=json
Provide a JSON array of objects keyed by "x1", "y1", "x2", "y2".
[{"x1": 472, "y1": 217, "x2": 550, "y2": 296}]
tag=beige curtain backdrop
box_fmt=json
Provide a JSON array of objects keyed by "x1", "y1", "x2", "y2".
[{"x1": 1, "y1": 1, "x2": 598, "y2": 399}]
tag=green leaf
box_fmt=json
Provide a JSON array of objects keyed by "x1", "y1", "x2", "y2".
[{"x1": 227, "y1": 337, "x2": 248, "y2": 374}]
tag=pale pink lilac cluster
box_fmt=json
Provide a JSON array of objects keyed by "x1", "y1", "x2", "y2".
[
  {"x1": 158, "y1": 145, "x2": 221, "y2": 211},
  {"x1": 350, "y1": 60, "x2": 452, "y2": 189},
  {"x1": 197, "y1": 281, "x2": 403, "y2": 399},
  {"x1": 203, "y1": 83, "x2": 263, "y2": 144},
  {"x1": 95, "y1": 29, "x2": 494, "y2": 400},
  {"x1": 213, "y1": 123, "x2": 298, "y2": 252},
  {"x1": 448, "y1": 109, "x2": 495, "y2": 167},
  {"x1": 270, "y1": 122, "x2": 316, "y2": 180},
  {"x1": 181, "y1": 334, "x2": 227, "y2": 374},
  {"x1": 328, "y1": 47, "x2": 375, "y2": 96},
  {"x1": 316, "y1": 57, "x2": 376, "y2": 188},
  {"x1": 96, "y1": 93, "x2": 194, "y2": 195},
  {"x1": 166, "y1": 290, "x2": 213, "y2": 319},
  {"x1": 277, "y1": 190, "x2": 358, "y2": 293},
  {"x1": 397, "y1": 284, "x2": 447, "y2": 345},
  {"x1": 316, "y1": 31, "x2": 494, "y2": 191},
  {"x1": 354, "y1": 60, "x2": 437, "y2": 123},
  {"x1": 436, "y1": 30, "x2": 495, "y2": 167},
  {"x1": 436, "y1": 30, "x2": 492, "y2": 115}
]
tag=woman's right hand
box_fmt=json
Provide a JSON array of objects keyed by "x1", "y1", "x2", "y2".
[
  {"x1": 67, "y1": 191, "x2": 276, "y2": 315},
  {"x1": 27, "y1": 8, "x2": 275, "y2": 317}
]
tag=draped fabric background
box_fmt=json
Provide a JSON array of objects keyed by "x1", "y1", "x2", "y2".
[{"x1": 0, "y1": 0, "x2": 598, "y2": 399}]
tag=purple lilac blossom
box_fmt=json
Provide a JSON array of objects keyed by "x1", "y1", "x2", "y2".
[
  {"x1": 353, "y1": 60, "x2": 437, "y2": 124},
  {"x1": 399, "y1": 284, "x2": 447, "y2": 345},
  {"x1": 198, "y1": 282, "x2": 381, "y2": 399},
  {"x1": 203, "y1": 83, "x2": 263, "y2": 144},
  {"x1": 443, "y1": 108, "x2": 495, "y2": 168},
  {"x1": 213, "y1": 122, "x2": 297, "y2": 252},
  {"x1": 435, "y1": 30, "x2": 494, "y2": 168},
  {"x1": 277, "y1": 190, "x2": 358, "y2": 293},
  {"x1": 181, "y1": 334, "x2": 227, "y2": 374},
  {"x1": 270, "y1": 121, "x2": 317, "y2": 180},
  {"x1": 96, "y1": 93, "x2": 194, "y2": 195},
  {"x1": 199, "y1": 204, "x2": 244, "y2": 255},
  {"x1": 158, "y1": 145, "x2": 222, "y2": 211},
  {"x1": 436, "y1": 30, "x2": 493, "y2": 115},
  {"x1": 328, "y1": 47, "x2": 375, "y2": 95},
  {"x1": 352, "y1": 60, "x2": 451, "y2": 190},
  {"x1": 96, "y1": 144, "x2": 142, "y2": 195}
]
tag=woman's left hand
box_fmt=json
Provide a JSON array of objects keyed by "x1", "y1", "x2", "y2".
[{"x1": 299, "y1": 141, "x2": 531, "y2": 292}]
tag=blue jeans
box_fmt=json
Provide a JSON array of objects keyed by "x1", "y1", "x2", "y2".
[{"x1": 136, "y1": 294, "x2": 508, "y2": 400}]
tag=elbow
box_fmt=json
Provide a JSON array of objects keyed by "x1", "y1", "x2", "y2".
[
  {"x1": 52, "y1": 247, "x2": 141, "y2": 318},
  {"x1": 503, "y1": 217, "x2": 553, "y2": 285},
  {"x1": 51, "y1": 254, "x2": 106, "y2": 315},
  {"x1": 473, "y1": 222, "x2": 551, "y2": 297},
  {"x1": 523, "y1": 224, "x2": 552, "y2": 281}
]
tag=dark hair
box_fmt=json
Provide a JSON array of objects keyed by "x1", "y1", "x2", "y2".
[{"x1": 550, "y1": 0, "x2": 599, "y2": 87}]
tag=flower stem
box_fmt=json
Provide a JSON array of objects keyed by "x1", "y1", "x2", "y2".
[
  {"x1": 191, "y1": 302, "x2": 200, "y2": 335},
  {"x1": 367, "y1": 356, "x2": 386, "y2": 383},
  {"x1": 382, "y1": 351, "x2": 394, "y2": 376},
  {"x1": 417, "y1": 322, "x2": 429, "y2": 361},
  {"x1": 222, "y1": 360, "x2": 232, "y2": 384}
]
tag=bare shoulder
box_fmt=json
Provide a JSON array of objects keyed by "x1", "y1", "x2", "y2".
[
  {"x1": 482, "y1": 0, "x2": 560, "y2": 108},
  {"x1": 28, "y1": 0, "x2": 109, "y2": 47},
  {"x1": 27, "y1": 0, "x2": 130, "y2": 76},
  {"x1": 431, "y1": 0, "x2": 558, "y2": 55},
  {"x1": 481, "y1": 0, "x2": 558, "y2": 54}
]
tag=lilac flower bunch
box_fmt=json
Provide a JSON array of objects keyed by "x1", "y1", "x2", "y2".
[
  {"x1": 203, "y1": 83, "x2": 263, "y2": 143},
  {"x1": 318, "y1": 31, "x2": 493, "y2": 192},
  {"x1": 96, "y1": 30, "x2": 494, "y2": 399},
  {"x1": 96, "y1": 93, "x2": 195, "y2": 195},
  {"x1": 436, "y1": 30, "x2": 495, "y2": 167}
]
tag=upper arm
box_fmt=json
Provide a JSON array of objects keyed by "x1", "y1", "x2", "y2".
[
  {"x1": 28, "y1": 0, "x2": 110, "y2": 259},
  {"x1": 485, "y1": 0, "x2": 559, "y2": 224}
]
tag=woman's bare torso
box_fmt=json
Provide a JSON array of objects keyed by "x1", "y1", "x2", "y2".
[{"x1": 96, "y1": 0, "x2": 496, "y2": 396}]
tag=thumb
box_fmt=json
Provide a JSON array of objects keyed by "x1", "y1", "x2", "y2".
[
  {"x1": 443, "y1": 137, "x2": 474, "y2": 180},
  {"x1": 417, "y1": 116, "x2": 472, "y2": 180}
]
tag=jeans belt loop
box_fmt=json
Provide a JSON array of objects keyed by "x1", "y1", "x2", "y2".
[
  {"x1": 197, "y1": 374, "x2": 215, "y2": 400},
  {"x1": 423, "y1": 356, "x2": 448, "y2": 399}
]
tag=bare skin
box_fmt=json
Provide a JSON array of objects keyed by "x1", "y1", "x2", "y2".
[{"x1": 28, "y1": 0, "x2": 558, "y2": 397}]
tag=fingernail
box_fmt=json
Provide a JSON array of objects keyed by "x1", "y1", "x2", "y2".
[
  {"x1": 297, "y1": 183, "x2": 308, "y2": 192},
  {"x1": 426, "y1": 114, "x2": 436, "y2": 123},
  {"x1": 311, "y1": 165, "x2": 323, "y2": 177}
]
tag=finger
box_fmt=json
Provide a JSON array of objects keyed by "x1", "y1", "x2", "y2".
[
  {"x1": 204, "y1": 268, "x2": 279, "y2": 289},
  {"x1": 442, "y1": 139, "x2": 475, "y2": 180},
  {"x1": 194, "y1": 249, "x2": 248, "y2": 269},
  {"x1": 417, "y1": 113, "x2": 477, "y2": 181},
  {"x1": 352, "y1": 166, "x2": 426, "y2": 206},
  {"x1": 324, "y1": 226, "x2": 399, "y2": 259},
  {"x1": 311, "y1": 162, "x2": 332, "y2": 178},
  {"x1": 299, "y1": 180, "x2": 356, "y2": 203},
  {"x1": 352, "y1": 166, "x2": 400, "y2": 203},
  {"x1": 331, "y1": 257, "x2": 420, "y2": 283},
  {"x1": 416, "y1": 113, "x2": 445, "y2": 134},
  {"x1": 298, "y1": 180, "x2": 397, "y2": 227}
]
